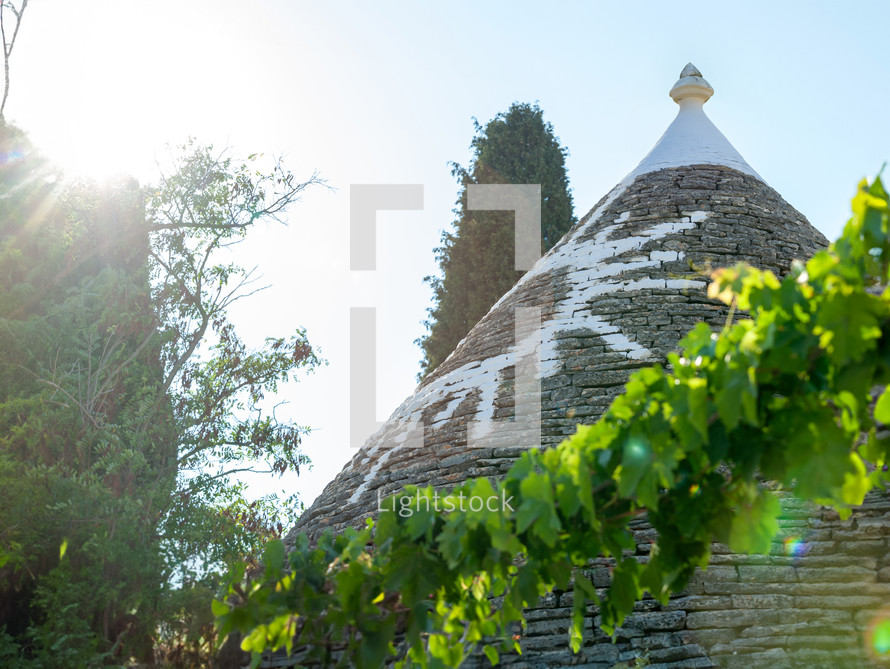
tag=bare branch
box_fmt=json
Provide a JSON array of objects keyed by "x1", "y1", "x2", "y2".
[
  {"x1": 35, "y1": 377, "x2": 102, "y2": 429},
  {"x1": 181, "y1": 467, "x2": 275, "y2": 494},
  {"x1": 0, "y1": 0, "x2": 29, "y2": 122}
]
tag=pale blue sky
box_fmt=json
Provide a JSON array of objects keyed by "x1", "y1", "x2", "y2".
[{"x1": 8, "y1": 0, "x2": 889, "y2": 508}]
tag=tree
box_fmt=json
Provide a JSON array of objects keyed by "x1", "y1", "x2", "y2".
[
  {"x1": 0, "y1": 125, "x2": 164, "y2": 667},
  {"x1": 146, "y1": 142, "x2": 325, "y2": 664},
  {"x1": 216, "y1": 174, "x2": 890, "y2": 668},
  {"x1": 417, "y1": 103, "x2": 575, "y2": 378},
  {"x1": 0, "y1": 126, "x2": 324, "y2": 666}
]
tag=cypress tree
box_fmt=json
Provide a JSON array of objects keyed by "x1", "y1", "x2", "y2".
[{"x1": 417, "y1": 102, "x2": 575, "y2": 379}]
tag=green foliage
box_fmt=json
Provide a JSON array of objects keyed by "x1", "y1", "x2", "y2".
[
  {"x1": 147, "y1": 143, "x2": 323, "y2": 588},
  {"x1": 417, "y1": 103, "x2": 575, "y2": 378},
  {"x1": 217, "y1": 174, "x2": 890, "y2": 667},
  {"x1": 0, "y1": 126, "x2": 322, "y2": 666}
]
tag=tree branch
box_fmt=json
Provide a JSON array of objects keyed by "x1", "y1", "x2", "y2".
[{"x1": 0, "y1": 0, "x2": 28, "y2": 122}]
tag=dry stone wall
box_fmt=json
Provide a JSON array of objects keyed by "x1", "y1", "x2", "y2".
[{"x1": 459, "y1": 489, "x2": 890, "y2": 669}]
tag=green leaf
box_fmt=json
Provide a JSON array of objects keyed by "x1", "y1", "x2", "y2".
[
  {"x1": 715, "y1": 361, "x2": 756, "y2": 430},
  {"x1": 686, "y1": 377, "x2": 710, "y2": 440},
  {"x1": 262, "y1": 540, "x2": 285, "y2": 577},
  {"x1": 815, "y1": 289, "x2": 883, "y2": 364},
  {"x1": 570, "y1": 605, "x2": 584, "y2": 653},
  {"x1": 841, "y1": 454, "x2": 871, "y2": 506},
  {"x1": 875, "y1": 387, "x2": 890, "y2": 424},
  {"x1": 805, "y1": 250, "x2": 837, "y2": 281},
  {"x1": 437, "y1": 517, "x2": 466, "y2": 568},
  {"x1": 428, "y1": 633, "x2": 463, "y2": 666},
  {"x1": 728, "y1": 487, "x2": 779, "y2": 554},
  {"x1": 861, "y1": 431, "x2": 890, "y2": 466},
  {"x1": 600, "y1": 559, "x2": 641, "y2": 633},
  {"x1": 403, "y1": 487, "x2": 437, "y2": 540},
  {"x1": 678, "y1": 322, "x2": 716, "y2": 357},
  {"x1": 616, "y1": 432, "x2": 652, "y2": 499},
  {"x1": 788, "y1": 415, "x2": 854, "y2": 500},
  {"x1": 515, "y1": 565, "x2": 541, "y2": 605},
  {"x1": 516, "y1": 471, "x2": 561, "y2": 545},
  {"x1": 359, "y1": 621, "x2": 396, "y2": 669}
]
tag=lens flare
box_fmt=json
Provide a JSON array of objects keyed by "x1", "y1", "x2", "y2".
[
  {"x1": 868, "y1": 615, "x2": 890, "y2": 658},
  {"x1": 782, "y1": 535, "x2": 807, "y2": 556},
  {"x1": 0, "y1": 150, "x2": 24, "y2": 164}
]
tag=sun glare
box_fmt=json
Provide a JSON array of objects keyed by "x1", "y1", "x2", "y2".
[
  {"x1": 11, "y1": 1, "x2": 190, "y2": 184},
  {"x1": 32, "y1": 114, "x2": 139, "y2": 180}
]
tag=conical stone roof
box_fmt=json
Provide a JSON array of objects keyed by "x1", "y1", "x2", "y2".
[
  {"x1": 281, "y1": 65, "x2": 890, "y2": 669},
  {"x1": 291, "y1": 65, "x2": 827, "y2": 544}
]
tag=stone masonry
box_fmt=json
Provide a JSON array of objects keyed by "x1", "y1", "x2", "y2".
[{"x1": 290, "y1": 164, "x2": 828, "y2": 545}]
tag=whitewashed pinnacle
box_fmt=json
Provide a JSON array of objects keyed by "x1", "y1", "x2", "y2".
[{"x1": 623, "y1": 63, "x2": 760, "y2": 181}]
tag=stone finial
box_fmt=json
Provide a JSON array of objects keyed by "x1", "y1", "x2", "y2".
[
  {"x1": 679, "y1": 62, "x2": 702, "y2": 78},
  {"x1": 670, "y1": 62, "x2": 714, "y2": 105}
]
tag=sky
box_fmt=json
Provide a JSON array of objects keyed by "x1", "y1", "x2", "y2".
[{"x1": 7, "y1": 0, "x2": 890, "y2": 510}]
